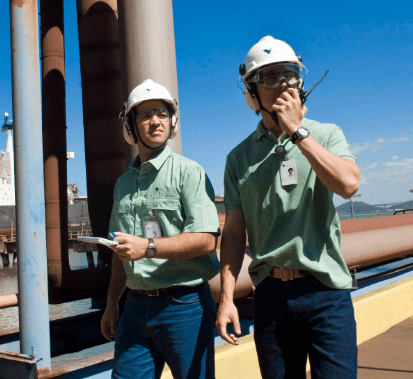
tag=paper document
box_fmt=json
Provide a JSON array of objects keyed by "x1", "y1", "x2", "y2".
[{"x1": 77, "y1": 236, "x2": 118, "y2": 248}]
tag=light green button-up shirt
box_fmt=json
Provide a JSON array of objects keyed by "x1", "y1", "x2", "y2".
[
  {"x1": 224, "y1": 118, "x2": 356, "y2": 289},
  {"x1": 109, "y1": 145, "x2": 220, "y2": 290}
]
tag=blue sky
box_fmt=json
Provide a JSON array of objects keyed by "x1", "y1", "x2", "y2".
[{"x1": 1, "y1": 0, "x2": 412, "y2": 207}]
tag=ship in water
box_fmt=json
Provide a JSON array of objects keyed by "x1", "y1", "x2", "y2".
[{"x1": 0, "y1": 113, "x2": 90, "y2": 237}]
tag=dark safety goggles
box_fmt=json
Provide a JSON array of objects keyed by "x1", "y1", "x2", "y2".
[
  {"x1": 136, "y1": 108, "x2": 170, "y2": 123},
  {"x1": 250, "y1": 64, "x2": 303, "y2": 88}
]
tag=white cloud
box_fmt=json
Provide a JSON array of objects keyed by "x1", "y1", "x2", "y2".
[
  {"x1": 360, "y1": 158, "x2": 413, "y2": 185},
  {"x1": 391, "y1": 156, "x2": 398, "y2": 161},
  {"x1": 366, "y1": 163, "x2": 378, "y2": 169},
  {"x1": 349, "y1": 141, "x2": 385, "y2": 155},
  {"x1": 377, "y1": 138, "x2": 385, "y2": 143},
  {"x1": 382, "y1": 158, "x2": 413, "y2": 167},
  {"x1": 392, "y1": 136, "x2": 409, "y2": 143}
]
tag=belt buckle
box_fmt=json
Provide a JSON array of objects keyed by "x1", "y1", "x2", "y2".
[
  {"x1": 280, "y1": 268, "x2": 294, "y2": 281},
  {"x1": 147, "y1": 289, "x2": 160, "y2": 297}
]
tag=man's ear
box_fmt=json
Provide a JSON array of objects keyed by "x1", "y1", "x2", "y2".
[{"x1": 245, "y1": 90, "x2": 260, "y2": 112}]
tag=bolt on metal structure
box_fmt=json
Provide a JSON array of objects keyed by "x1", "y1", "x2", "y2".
[{"x1": 9, "y1": 0, "x2": 51, "y2": 372}]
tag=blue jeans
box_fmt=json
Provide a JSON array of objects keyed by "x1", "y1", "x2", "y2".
[
  {"x1": 253, "y1": 275, "x2": 357, "y2": 379},
  {"x1": 112, "y1": 283, "x2": 216, "y2": 379}
]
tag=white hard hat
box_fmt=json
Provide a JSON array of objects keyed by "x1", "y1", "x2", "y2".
[
  {"x1": 122, "y1": 79, "x2": 179, "y2": 145},
  {"x1": 240, "y1": 36, "x2": 303, "y2": 112},
  {"x1": 241, "y1": 36, "x2": 301, "y2": 83}
]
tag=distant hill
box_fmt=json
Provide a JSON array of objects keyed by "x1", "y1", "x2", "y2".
[
  {"x1": 335, "y1": 201, "x2": 384, "y2": 215},
  {"x1": 386, "y1": 200, "x2": 413, "y2": 211}
]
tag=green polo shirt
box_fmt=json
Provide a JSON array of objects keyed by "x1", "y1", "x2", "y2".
[
  {"x1": 109, "y1": 145, "x2": 220, "y2": 290},
  {"x1": 224, "y1": 118, "x2": 356, "y2": 289}
]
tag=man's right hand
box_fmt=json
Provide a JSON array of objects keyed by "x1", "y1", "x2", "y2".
[
  {"x1": 215, "y1": 300, "x2": 242, "y2": 345},
  {"x1": 101, "y1": 303, "x2": 119, "y2": 341}
]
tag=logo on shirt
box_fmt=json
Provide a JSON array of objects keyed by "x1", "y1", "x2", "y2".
[
  {"x1": 146, "y1": 89, "x2": 151, "y2": 92},
  {"x1": 263, "y1": 48, "x2": 272, "y2": 54}
]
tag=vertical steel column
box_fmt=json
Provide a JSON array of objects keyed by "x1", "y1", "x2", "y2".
[
  {"x1": 40, "y1": 0, "x2": 70, "y2": 296},
  {"x1": 9, "y1": 0, "x2": 51, "y2": 372},
  {"x1": 118, "y1": 0, "x2": 182, "y2": 155}
]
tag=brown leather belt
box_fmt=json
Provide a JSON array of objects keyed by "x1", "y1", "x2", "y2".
[
  {"x1": 269, "y1": 267, "x2": 309, "y2": 281},
  {"x1": 133, "y1": 284, "x2": 201, "y2": 297}
]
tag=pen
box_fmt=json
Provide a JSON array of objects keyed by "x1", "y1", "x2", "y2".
[{"x1": 110, "y1": 231, "x2": 117, "y2": 238}]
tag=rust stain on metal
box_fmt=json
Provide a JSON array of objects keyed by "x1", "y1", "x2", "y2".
[
  {"x1": 38, "y1": 351, "x2": 114, "y2": 378},
  {"x1": 12, "y1": 0, "x2": 25, "y2": 8}
]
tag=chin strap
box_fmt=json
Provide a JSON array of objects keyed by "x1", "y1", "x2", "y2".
[{"x1": 253, "y1": 90, "x2": 280, "y2": 125}]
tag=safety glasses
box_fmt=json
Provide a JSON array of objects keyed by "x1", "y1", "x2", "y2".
[
  {"x1": 136, "y1": 108, "x2": 170, "y2": 123},
  {"x1": 250, "y1": 64, "x2": 303, "y2": 88}
]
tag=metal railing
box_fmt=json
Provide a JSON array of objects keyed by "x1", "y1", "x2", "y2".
[
  {"x1": 68, "y1": 230, "x2": 93, "y2": 240},
  {"x1": 393, "y1": 208, "x2": 413, "y2": 215}
]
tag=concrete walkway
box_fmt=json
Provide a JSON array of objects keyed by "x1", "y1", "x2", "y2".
[
  {"x1": 358, "y1": 316, "x2": 413, "y2": 378},
  {"x1": 304, "y1": 316, "x2": 413, "y2": 378}
]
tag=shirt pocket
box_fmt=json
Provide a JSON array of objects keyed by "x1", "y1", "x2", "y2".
[
  {"x1": 116, "y1": 202, "x2": 134, "y2": 233},
  {"x1": 147, "y1": 198, "x2": 182, "y2": 236}
]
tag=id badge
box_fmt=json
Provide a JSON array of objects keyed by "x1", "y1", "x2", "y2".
[
  {"x1": 143, "y1": 210, "x2": 162, "y2": 238},
  {"x1": 280, "y1": 160, "x2": 298, "y2": 186}
]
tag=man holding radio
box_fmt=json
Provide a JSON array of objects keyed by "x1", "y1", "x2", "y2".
[
  {"x1": 216, "y1": 36, "x2": 360, "y2": 378},
  {"x1": 101, "y1": 79, "x2": 220, "y2": 379}
]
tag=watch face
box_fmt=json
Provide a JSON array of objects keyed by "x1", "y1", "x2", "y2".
[
  {"x1": 146, "y1": 247, "x2": 156, "y2": 258},
  {"x1": 298, "y1": 127, "x2": 309, "y2": 137}
]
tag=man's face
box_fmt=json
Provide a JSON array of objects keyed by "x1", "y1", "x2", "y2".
[
  {"x1": 135, "y1": 100, "x2": 171, "y2": 148},
  {"x1": 253, "y1": 63, "x2": 301, "y2": 112}
]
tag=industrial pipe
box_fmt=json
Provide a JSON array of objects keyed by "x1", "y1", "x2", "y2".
[
  {"x1": 341, "y1": 213, "x2": 413, "y2": 234},
  {"x1": 0, "y1": 294, "x2": 18, "y2": 310},
  {"x1": 76, "y1": 0, "x2": 131, "y2": 265},
  {"x1": 342, "y1": 224, "x2": 413, "y2": 269},
  {"x1": 118, "y1": 0, "x2": 182, "y2": 156},
  {"x1": 40, "y1": 0, "x2": 70, "y2": 292},
  {"x1": 10, "y1": 0, "x2": 51, "y2": 371}
]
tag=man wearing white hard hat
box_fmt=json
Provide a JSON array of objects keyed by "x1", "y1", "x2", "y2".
[
  {"x1": 101, "y1": 79, "x2": 220, "y2": 379},
  {"x1": 216, "y1": 36, "x2": 360, "y2": 378}
]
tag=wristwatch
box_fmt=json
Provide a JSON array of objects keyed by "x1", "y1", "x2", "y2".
[
  {"x1": 291, "y1": 126, "x2": 310, "y2": 144},
  {"x1": 145, "y1": 238, "x2": 157, "y2": 258}
]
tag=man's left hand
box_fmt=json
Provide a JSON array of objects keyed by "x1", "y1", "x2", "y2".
[
  {"x1": 272, "y1": 87, "x2": 307, "y2": 135},
  {"x1": 112, "y1": 232, "x2": 147, "y2": 261}
]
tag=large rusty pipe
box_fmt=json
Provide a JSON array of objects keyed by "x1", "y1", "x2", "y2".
[
  {"x1": 118, "y1": 0, "x2": 182, "y2": 156},
  {"x1": 40, "y1": 0, "x2": 70, "y2": 290},
  {"x1": 341, "y1": 213, "x2": 413, "y2": 233},
  {"x1": 342, "y1": 224, "x2": 413, "y2": 269},
  {"x1": 76, "y1": 0, "x2": 131, "y2": 259}
]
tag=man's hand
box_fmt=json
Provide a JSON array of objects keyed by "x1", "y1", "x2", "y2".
[
  {"x1": 113, "y1": 232, "x2": 147, "y2": 261},
  {"x1": 216, "y1": 300, "x2": 242, "y2": 345},
  {"x1": 101, "y1": 303, "x2": 119, "y2": 341},
  {"x1": 272, "y1": 87, "x2": 307, "y2": 135}
]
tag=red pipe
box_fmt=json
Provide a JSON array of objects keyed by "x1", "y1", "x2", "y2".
[
  {"x1": 341, "y1": 213, "x2": 413, "y2": 234},
  {"x1": 0, "y1": 294, "x2": 18, "y2": 310}
]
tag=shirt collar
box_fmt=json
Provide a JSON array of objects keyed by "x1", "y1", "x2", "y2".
[
  {"x1": 129, "y1": 145, "x2": 173, "y2": 172},
  {"x1": 253, "y1": 120, "x2": 290, "y2": 143},
  {"x1": 253, "y1": 120, "x2": 268, "y2": 141}
]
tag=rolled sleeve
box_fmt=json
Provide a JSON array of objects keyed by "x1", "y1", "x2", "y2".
[{"x1": 182, "y1": 165, "x2": 220, "y2": 234}]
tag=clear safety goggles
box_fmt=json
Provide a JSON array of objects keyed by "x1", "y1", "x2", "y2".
[
  {"x1": 136, "y1": 108, "x2": 170, "y2": 123},
  {"x1": 250, "y1": 64, "x2": 305, "y2": 88}
]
